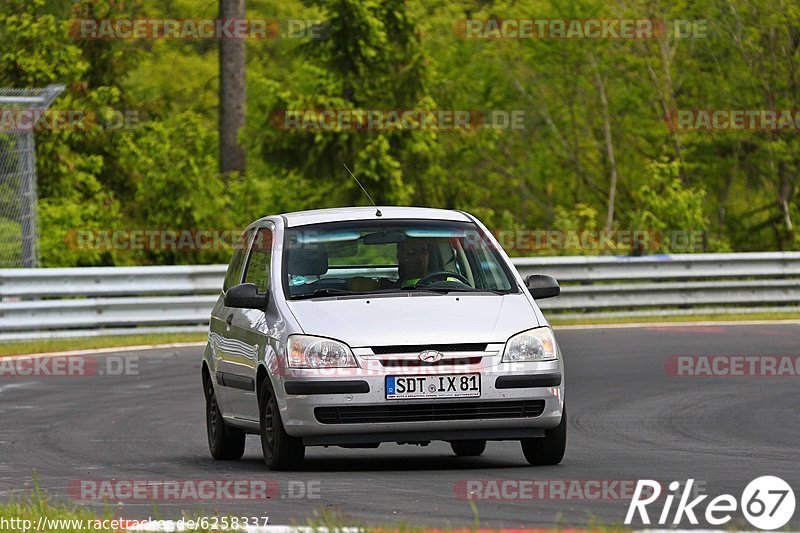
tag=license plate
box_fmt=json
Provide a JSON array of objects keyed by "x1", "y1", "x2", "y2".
[{"x1": 385, "y1": 374, "x2": 481, "y2": 400}]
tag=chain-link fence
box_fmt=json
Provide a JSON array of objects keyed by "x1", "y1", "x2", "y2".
[{"x1": 0, "y1": 85, "x2": 64, "y2": 268}]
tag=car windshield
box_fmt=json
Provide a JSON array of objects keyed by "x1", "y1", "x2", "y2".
[{"x1": 283, "y1": 220, "x2": 517, "y2": 299}]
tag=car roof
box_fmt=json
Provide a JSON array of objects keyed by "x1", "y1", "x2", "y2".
[{"x1": 278, "y1": 206, "x2": 473, "y2": 228}]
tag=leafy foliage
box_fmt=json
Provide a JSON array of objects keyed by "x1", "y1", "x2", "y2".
[{"x1": 0, "y1": 0, "x2": 797, "y2": 266}]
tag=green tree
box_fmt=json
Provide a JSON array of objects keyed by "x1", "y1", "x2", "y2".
[{"x1": 250, "y1": 0, "x2": 444, "y2": 207}]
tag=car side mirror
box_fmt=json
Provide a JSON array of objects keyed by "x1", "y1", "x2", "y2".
[
  {"x1": 525, "y1": 274, "x2": 560, "y2": 299},
  {"x1": 224, "y1": 283, "x2": 269, "y2": 309}
]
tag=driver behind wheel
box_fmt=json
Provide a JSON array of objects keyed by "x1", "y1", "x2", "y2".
[
  {"x1": 348, "y1": 236, "x2": 465, "y2": 292},
  {"x1": 396, "y1": 237, "x2": 466, "y2": 287},
  {"x1": 396, "y1": 237, "x2": 431, "y2": 287},
  {"x1": 349, "y1": 237, "x2": 432, "y2": 291}
]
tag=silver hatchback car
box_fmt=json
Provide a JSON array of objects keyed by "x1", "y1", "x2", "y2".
[{"x1": 202, "y1": 206, "x2": 565, "y2": 470}]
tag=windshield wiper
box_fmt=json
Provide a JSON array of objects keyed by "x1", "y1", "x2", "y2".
[
  {"x1": 291, "y1": 288, "x2": 353, "y2": 300},
  {"x1": 291, "y1": 286, "x2": 507, "y2": 300},
  {"x1": 399, "y1": 284, "x2": 452, "y2": 293},
  {"x1": 400, "y1": 285, "x2": 507, "y2": 295}
]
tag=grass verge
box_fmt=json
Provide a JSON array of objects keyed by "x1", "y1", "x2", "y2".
[
  {"x1": 1, "y1": 483, "x2": 127, "y2": 533},
  {"x1": 0, "y1": 500, "x2": 119, "y2": 532},
  {"x1": 0, "y1": 333, "x2": 207, "y2": 357},
  {"x1": 2, "y1": 485, "x2": 631, "y2": 532},
  {"x1": 0, "y1": 498, "x2": 631, "y2": 532},
  {"x1": 2, "y1": 488, "x2": 257, "y2": 532}
]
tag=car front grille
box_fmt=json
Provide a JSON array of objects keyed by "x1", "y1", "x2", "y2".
[
  {"x1": 379, "y1": 357, "x2": 482, "y2": 367},
  {"x1": 370, "y1": 343, "x2": 488, "y2": 355},
  {"x1": 314, "y1": 400, "x2": 546, "y2": 424}
]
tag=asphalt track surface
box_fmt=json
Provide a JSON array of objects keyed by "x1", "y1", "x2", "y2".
[{"x1": 1, "y1": 323, "x2": 799, "y2": 529}]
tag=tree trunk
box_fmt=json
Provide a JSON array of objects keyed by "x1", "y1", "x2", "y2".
[
  {"x1": 219, "y1": 0, "x2": 246, "y2": 175},
  {"x1": 589, "y1": 52, "x2": 619, "y2": 232}
]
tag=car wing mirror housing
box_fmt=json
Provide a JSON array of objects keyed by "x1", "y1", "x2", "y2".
[
  {"x1": 224, "y1": 283, "x2": 269, "y2": 309},
  {"x1": 525, "y1": 274, "x2": 560, "y2": 299}
]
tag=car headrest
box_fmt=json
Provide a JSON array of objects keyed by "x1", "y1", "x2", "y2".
[{"x1": 288, "y1": 250, "x2": 329, "y2": 276}]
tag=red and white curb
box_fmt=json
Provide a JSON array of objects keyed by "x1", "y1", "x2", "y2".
[
  {"x1": 120, "y1": 523, "x2": 752, "y2": 533},
  {"x1": 125, "y1": 520, "x2": 362, "y2": 533},
  {"x1": 124, "y1": 525, "x2": 359, "y2": 532}
]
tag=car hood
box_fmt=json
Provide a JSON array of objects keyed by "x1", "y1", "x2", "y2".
[{"x1": 286, "y1": 293, "x2": 539, "y2": 347}]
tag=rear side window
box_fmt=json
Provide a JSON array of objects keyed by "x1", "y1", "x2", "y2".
[
  {"x1": 243, "y1": 227, "x2": 274, "y2": 294},
  {"x1": 222, "y1": 229, "x2": 253, "y2": 292}
]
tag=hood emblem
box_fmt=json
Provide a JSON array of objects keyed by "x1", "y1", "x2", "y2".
[{"x1": 418, "y1": 350, "x2": 444, "y2": 364}]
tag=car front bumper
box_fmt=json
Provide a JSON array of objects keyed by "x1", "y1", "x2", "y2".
[{"x1": 273, "y1": 348, "x2": 565, "y2": 443}]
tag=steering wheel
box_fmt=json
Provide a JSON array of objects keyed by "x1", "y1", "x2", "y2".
[{"x1": 416, "y1": 270, "x2": 471, "y2": 286}]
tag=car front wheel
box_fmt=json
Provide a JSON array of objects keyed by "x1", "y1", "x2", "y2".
[
  {"x1": 521, "y1": 405, "x2": 566, "y2": 466},
  {"x1": 204, "y1": 374, "x2": 246, "y2": 460},
  {"x1": 259, "y1": 380, "x2": 305, "y2": 471}
]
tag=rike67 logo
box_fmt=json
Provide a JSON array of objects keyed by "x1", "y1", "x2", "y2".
[{"x1": 625, "y1": 476, "x2": 796, "y2": 530}]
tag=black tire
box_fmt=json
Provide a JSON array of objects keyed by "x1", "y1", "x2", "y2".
[
  {"x1": 204, "y1": 373, "x2": 246, "y2": 460},
  {"x1": 521, "y1": 405, "x2": 567, "y2": 466},
  {"x1": 450, "y1": 440, "x2": 487, "y2": 457},
  {"x1": 259, "y1": 380, "x2": 305, "y2": 471}
]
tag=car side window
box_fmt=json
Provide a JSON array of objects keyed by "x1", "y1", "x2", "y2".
[
  {"x1": 243, "y1": 227, "x2": 274, "y2": 294},
  {"x1": 222, "y1": 229, "x2": 253, "y2": 292}
]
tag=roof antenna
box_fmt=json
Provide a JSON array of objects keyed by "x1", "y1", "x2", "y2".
[{"x1": 343, "y1": 163, "x2": 382, "y2": 217}]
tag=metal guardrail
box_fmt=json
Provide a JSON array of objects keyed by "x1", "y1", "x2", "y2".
[
  {"x1": 512, "y1": 252, "x2": 800, "y2": 281},
  {"x1": 0, "y1": 265, "x2": 226, "y2": 298},
  {"x1": 513, "y1": 253, "x2": 800, "y2": 316},
  {"x1": 1, "y1": 252, "x2": 799, "y2": 340}
]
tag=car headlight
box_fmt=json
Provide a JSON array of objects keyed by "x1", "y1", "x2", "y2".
[
  {"x1": 502, "y1": 327, "x2": 557, "y2": 362},
  {"x1": 287, "y1": 335, "x2": 357, "y2": 368}
]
